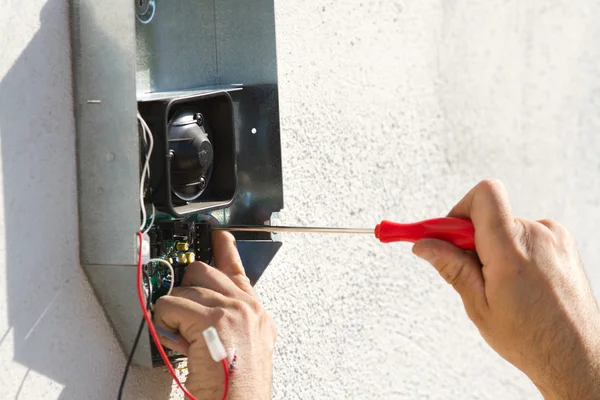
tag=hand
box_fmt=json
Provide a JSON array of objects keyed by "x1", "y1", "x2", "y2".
[
  {"x1": 412, "y1": 180, "x2": 600, "y2": 399},
  {"x1": 154, "y1": 230, "x2": 277, "y2": 399}
]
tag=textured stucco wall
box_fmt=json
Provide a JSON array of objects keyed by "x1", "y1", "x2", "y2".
[{"x1": 2, "y1": 0, "x2": 600, "y2": 399}]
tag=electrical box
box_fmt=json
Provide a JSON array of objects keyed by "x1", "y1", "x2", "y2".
[{"x1": 71, "y1": 0, "x2": 283, "y2": 367}]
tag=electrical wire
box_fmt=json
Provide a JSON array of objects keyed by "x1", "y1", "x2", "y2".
[
  {"x1": 221, "y1": 359, "x2": 229, "y2": 399},
  {"x1": 138, "y1": 112, "x2": 154, "y2": 232},
  {"x1": 143, "y1": 204, "x2": 156, "y2": 235},
  {"x1": 148, "y1": 258, "x2": 175, "y2": 296},
  {"x1": 140, "y1": 118, "x2": 151, "y2": 182},
  {"x1": 136, "y1": 232, "x2": 230, "y2": 400},
  {"x1": 117, "y1": 318, "x2": 145, "y2": 399},
  {"x1": 118, "y1": 272, "x2": 153, "y2": 400},
  {"x1": 138, "y1": 113, "x2": 155, "y2": 235},
  {"x1": 143, "y1": 271, "x2": 153, "y2": 307}
]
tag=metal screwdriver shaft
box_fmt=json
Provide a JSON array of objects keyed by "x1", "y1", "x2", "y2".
[{"x1": 212, "y1": 225, "x2": 374, "y2": 234}]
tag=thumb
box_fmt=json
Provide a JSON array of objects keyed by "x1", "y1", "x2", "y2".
[{"x1": 413, "y1": 239, "x2": 488, "y2": 322}]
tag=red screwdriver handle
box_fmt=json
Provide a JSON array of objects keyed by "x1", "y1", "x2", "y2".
[{"x1": 374, "y1": 218, "x2": 476, "y2": 250}]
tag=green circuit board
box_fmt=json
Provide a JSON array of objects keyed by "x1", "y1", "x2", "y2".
[{"x1": 145, "y1": 217, "x2": 213, "y2": 366}]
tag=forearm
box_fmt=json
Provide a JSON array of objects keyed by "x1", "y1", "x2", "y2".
[
  {"x1": 536, "y1": 335, "x2": 600, "y2": 400},
  {"x1": 538, "y1": 371, "x2": 600, "y2": 400}
]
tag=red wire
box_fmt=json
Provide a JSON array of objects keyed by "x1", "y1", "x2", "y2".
[
  {"x1": 136, "y1": 231, "x2": 229, "y2": 400},
  {"x1": 221, "y1": 359, "x2": 229, "y2": 399}
]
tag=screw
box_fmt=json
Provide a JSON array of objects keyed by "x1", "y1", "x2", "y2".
[
  {"x1": 194, "y1": 113, "x2": 204, "y2": 125},
  {"x1": 136, "y1": 0, "x2": 149, "y2": 13}
]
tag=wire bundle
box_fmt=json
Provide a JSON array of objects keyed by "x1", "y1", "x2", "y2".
[{"x1": 138, "y1": 112, "x2": 155, "y2": 235}]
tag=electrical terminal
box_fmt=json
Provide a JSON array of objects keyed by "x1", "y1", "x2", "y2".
[{"x1": 228, "y1": 349, "x2": 237, "y2": 373}]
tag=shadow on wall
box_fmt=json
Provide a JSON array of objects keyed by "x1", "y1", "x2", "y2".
[{"x1": 0, "y1": 0, "x2": 170, "y2": 398}]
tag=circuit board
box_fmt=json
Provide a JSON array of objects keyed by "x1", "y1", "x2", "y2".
[{"x1": 146, "y1": 216, "x2": 213, "y2": 365}]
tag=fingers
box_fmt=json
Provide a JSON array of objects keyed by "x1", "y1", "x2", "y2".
[
  {"x1": 155, "y1": 230, "x2": 255, "y2": 351},
  {"x1": 448, "y1": 179, "x2": 518, "y2": 243},
  {"x1": 181, "y1": 262, "x2": 249, "y2": 299},
  {"x1": 153, "y1": 295, "x2": 222, "y2": 346},
  {"x1": 413, "y1": 239, "x2": 488, "y2": 323},
  {"x1": 170, "y1": 286, "x2": 232, "y2": 308},
  {"x1": 155, "y1": 287, "x2": 231, "y2": 354},
  {"x1": 212, "y1": 230, "x2": 254, "y2": 295},
  {"x1": 179, "y1": 231, "x2": 253, "y2": 297},
  {"x1": 152, "y1": 227, "x2": 259, "y2": 362}
]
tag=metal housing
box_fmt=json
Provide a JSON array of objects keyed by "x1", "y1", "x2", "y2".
[{"x1": 71, "y1": 0, "x2": 283, "y2": 367}]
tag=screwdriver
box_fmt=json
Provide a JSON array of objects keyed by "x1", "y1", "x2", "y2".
[{"x1": 213, "y1": 217, "x2": 476, "y2": 250}]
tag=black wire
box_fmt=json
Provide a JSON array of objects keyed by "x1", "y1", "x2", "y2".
[
  {"x1": 117, "y1": 317, "x2": 145, "y2": 399},
  {"x1": 117, "y1": 272, "x2": 152, "y2": 400}
]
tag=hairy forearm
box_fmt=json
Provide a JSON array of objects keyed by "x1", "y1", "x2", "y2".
[
  {"x1": 537, "y1": 335, "x2": 600, "y2": 400},
  {"x1": 539, "y1": 373, "x2": 600, "y2": 400}
]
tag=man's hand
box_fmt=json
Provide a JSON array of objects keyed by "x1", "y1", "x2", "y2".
[
  {"x1": 413, "y1": 180, "x2": 600, "y2": 399},
  {"x1": 153, "y1": 230, "x2": 276, "y2": 399}
]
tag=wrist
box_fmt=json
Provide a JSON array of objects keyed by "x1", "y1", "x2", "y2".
[
  {"x1": 225, "y1": 354, "x2": 273, "y2": 400},
  {"x1": 226, "y1": 375, "x2": 272, "y2": 400}
]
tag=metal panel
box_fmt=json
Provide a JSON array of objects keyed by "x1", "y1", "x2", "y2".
[
  {"x1": 71, "y1": 0, "x2": 139, "y2": 266},
  {"x1": 135, "y1": 0, "x2": 279, "y2": 93},
  {"x1": 135, "y1": 0, "x2": 218, "y2": 92},
  {"x1": 237, "y1": 240, "x2": 283, "y2": 285},
  {"x1": 225, "y1": 85, "x2": 284, "y2": 227},
  {"x1": 71, "y1": 0, "x2": 145, "y2": 365},
  {"x1": 215, "y1": 0, "x2": 279, "y2": 85}
]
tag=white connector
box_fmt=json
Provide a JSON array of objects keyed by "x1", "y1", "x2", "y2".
[
  {"x1": 138, "y1": 232, "x2": 151, "y2": 265},
  {"x1": 202, "y1": 326, "x2": 227, "y2": 362}
]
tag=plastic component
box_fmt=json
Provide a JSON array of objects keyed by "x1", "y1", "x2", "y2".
[
  {"x1": 137, "y1": 233, "x2": 151, "y2": 265},
  {"x1": 175, "y1": 241, "x2": 190, "y2": 251},
  {"x1": 154, "y1": 325, "x2": 179, "y2": 343},
  {"x1": 168, "y1": 109, "x2": 214, "y2": 202},
  {"x1": 185, "y1": 252, "x2": 196, "y2": 263},
  {"x1": 203, "y1": 326, "x2": 227, "y2": 362},
  {"x1": 374, "y1": 218, "x2": 475, "y2": 250}
]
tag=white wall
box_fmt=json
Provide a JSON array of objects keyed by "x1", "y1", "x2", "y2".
[{"x1": 2, "y1": 0, "x2": 600, "y2": 399}]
